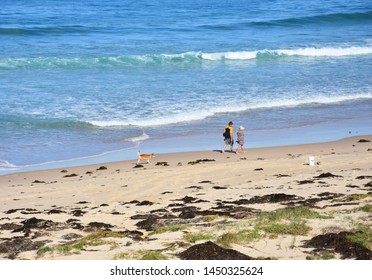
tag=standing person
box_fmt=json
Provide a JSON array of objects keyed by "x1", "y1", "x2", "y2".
[
  {"x1": 221, "y1": 121, "x2": 234, "y2": 153},
  {"x1": 235, "y1": 126, "x2": 246, "y2": 154}
]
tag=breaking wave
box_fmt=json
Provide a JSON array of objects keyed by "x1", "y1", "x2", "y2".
[{"x1": 1, "y1": 45, "x2": 371, "y2": 70}]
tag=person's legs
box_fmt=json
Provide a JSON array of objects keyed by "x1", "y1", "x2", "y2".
[
  {"x1": 241, "y1": 145, "x2": 246, "y2": 153},
  {"x1": 235, "y1": 144, "x2": 241, "y2": 154},
  {"x1": 221, "y1": 144, "x2": 226, "y2": 153}
]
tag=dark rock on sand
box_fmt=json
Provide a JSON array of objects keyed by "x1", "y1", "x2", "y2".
[
  {"x1": 178, "y1": 241, "x2": 254, "y2": 260},
  {"x1": 304, "y1": 231, "x2": 372, "y2": 260}
]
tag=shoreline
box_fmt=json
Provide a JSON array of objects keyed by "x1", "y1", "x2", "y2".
[
  {"x1": 1, "y1": 116, "x2": 371, "y2": 176},
  {"x1": 0, "y1": 135, "x2": 371, "y2": 260}
]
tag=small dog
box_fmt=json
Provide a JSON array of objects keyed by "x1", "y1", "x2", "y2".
[{"x1": 137, "y1": 150, "x2": 155, "y2": 164}]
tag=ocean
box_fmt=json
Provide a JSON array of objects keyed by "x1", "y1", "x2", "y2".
[{"x1": 1, "y1": 0, "x2": 371, "y2": 174}]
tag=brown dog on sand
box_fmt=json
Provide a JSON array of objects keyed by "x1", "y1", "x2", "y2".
[{"x1": 137, "y1": 150, "x2": 155, "y2": 164}]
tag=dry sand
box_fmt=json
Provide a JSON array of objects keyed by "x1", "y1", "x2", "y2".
[{"x1": 0, "y1": 135, "x2": 371, "y2": 260}]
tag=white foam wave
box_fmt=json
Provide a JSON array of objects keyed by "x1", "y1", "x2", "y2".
[
  {"x1": 86, "y1": 94, "x2": 371, "y2": 127},
  {"x1": 202, "y1": 51, "x2": 257, "y2": 60},
  {"x1": 275, "y1": 46, "x2": 372, "y2": 57},
  {"x1": 201, "y1": 46, "x2": 372, "y2": 60},
  {"x1": 125, "y1": 132, "x2": 150, "y2": 143},
  {"x1": 0, "y1": 160, "x2": 19, "y2": 170}
]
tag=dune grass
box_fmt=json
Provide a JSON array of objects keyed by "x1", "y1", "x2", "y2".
[{"x1": 37, "y1": 231, "x2": 126, "y2": 256}]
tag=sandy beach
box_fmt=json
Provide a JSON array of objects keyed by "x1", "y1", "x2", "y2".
[{"x1": 0, "y1": 135, "x2": 371, "y2": 260}]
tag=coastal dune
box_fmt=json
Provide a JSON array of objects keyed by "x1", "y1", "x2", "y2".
[{"x1": 0, "y1": 136, "x2": 371, "y2": 260}]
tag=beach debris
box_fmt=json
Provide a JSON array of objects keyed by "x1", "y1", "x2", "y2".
[
  {"x1": 275, "y1": 174, "x2": 291, "y2": 177},
  {"x1": 254, "y1": 168, "x2": 264, "y2": 171},
  {"x1": 63, "y1": 173, "x2": 78, "y2": 178},
  {"x1": 179, "y1": 196, "x2": 198, "y2": 203},
  {"x1": 186, "y1": 185, "x2": 203, "y2": 190},
  {"x1": 85, "y1": 222, "x2": 114, "y2": 232},
  {"x1": 136, "y1": 200, "x2": 154, "y2": 206},
  {"x1": 0, "y1": 237, "x2": 48, "y2": 259},
  {"x1": 313, "y1": 172, "x2": 343, "y2": 179},
  {"x1": 96, "y1": 166, "x2": 107, "y2": 170},
  {"x1": 358, "y1": 139, "x2": 371, "y2": 143},
  {"x1": 134, "y1": 216, "x2": 161, "y2": 231},
  {"x1": 303, "y1": 231, "x2": 372, "y2": 260},
  {"x1": 5, "y1": 208, "x2": 24, "y2": 214},
  {"x1": 355, "y1": 175, "x2": 372, "y2": 180},
  {"x1": 11, "y1": 217, "x2": 60, "y2": 237},
  {"x1": 76, "y1": 201, "x2": 89, "y2": 204},
  {"x1": 224, "y1": 193, "x2": 302, "y2": 205},
  {"x1": 187, "y1": 159, "x2": 215, "y2": 165},
  {"x1": 161, "y1": 191, "x2": 173, "y2": 195},
  {"x1": 212, "y1": 186, "x2": 227, "y2": 190},
  {"x1": 61, "y1": 233, "x2": 83, "y2": 240},
  {"x1": 46, "y1": 209, "x2": 66, "y2": 215},
  {"x1": 345, "y1": 184, "x2": 361, "y2": 189},
  {"x1": 178, "y1": 241, "x2": 254, "y2": 260},
  {"x1": 297, "y1": 180, "x2": 315, "y2": 185},
  {"x1": 60, "y1": 170, "x2": 68, "y2": 173},
  {"x1": 32, "y1": 180, "x2": 46, "y2": 184},
  {"x1": 155, "y1": 162, "x2": 169, "y2": 166},
  {"x1": 70, "y1": 209, "x2": 86, "y2": 217}
]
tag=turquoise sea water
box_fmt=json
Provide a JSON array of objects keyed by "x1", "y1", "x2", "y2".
[{"x1": 1, "y1": 0, "x2": 371, "y2": 174}]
